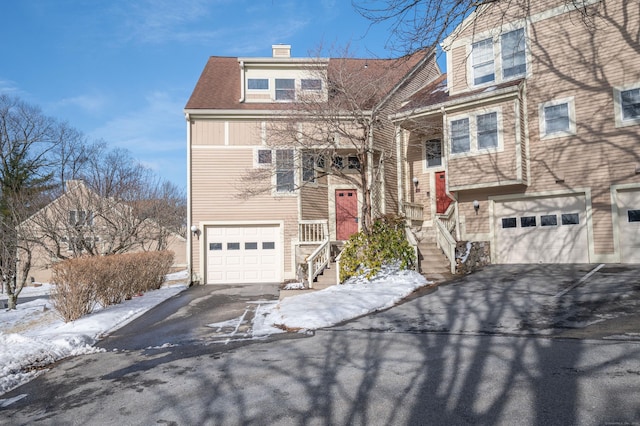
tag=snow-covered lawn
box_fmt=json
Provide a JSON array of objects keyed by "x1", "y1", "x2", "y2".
[{"x1": 0, "y1": 268, "x2": 430, "y2": 396}]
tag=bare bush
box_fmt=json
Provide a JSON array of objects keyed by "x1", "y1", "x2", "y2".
[
  {"x1": 51, "y1": 250, "x2": 175, "y2": 322},
  {"x1": 51, "y1": 258, "x2": 97, "y2": 322}
]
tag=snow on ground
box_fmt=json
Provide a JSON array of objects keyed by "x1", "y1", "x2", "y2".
[
  {"x1": 0, "y1": 267, "x2": 430, "y2": 396},
  {"x1": 0, "y1": 275, "x2": 188, "y2": 396}
]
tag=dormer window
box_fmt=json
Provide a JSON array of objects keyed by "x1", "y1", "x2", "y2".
[
  {"x1": 472, "y1": 38, "x2": 495, "y2": 85},
  {"x1": 275, "y1": 79, "x2": 295, "y2": 101},
  {"x1": 248, "y1": 78, "x2": 269, "y2": 90}
]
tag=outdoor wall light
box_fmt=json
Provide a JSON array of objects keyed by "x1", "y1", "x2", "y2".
[
  {"x1": 190, "y1": 225, "x2": 200, "y2": 239},
  {"x1": 412, "y1": 177, "x2": 419, "y2": 193},
  {"x1": 473, "y1": 200, "x2": 480, "y2": 215}
]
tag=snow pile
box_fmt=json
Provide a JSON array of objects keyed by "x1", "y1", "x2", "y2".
[{"x1": 256, "y1": 268, "x2": 430, "y2": 333}]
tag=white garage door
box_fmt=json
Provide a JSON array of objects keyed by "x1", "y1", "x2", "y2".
[
  {"x1": 495, "y1": 195, "x2": 589, "y2": 263},
  {"x1": 206, "y1": 225, "x2": 281, "y2": 284},
  {"x1": 617, "y1": 190, "x2": 640, "y2": 263}
]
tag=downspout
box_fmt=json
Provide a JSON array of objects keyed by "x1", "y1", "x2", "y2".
[
  {"x1": 395, "y1": 125, "x2": 404, "y2": 215},
  {"x1": 238, "y1": 60, "x2": 245, "y2": 103},
  {"x1": 185, "y1": 112, "x2": 194, "y2": 285}
]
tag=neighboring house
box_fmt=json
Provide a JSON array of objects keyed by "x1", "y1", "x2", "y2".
[
  {"x1": 185, "y1": 45, "x2": 441, "y2": 284},
  {"x1": 392, "y1": 0, "x2": 640, "y2": 265},
  {"x1": 19, "y1": 180, "x2": 187, "y2": 284}
]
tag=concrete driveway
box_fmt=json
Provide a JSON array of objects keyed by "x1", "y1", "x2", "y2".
[{"x1": 337, "y1": 263, "x2": 640, "y2": 340}]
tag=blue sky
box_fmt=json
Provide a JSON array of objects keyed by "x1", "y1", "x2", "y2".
[{"x1": 0, "y1": 0, "x2": 415, "y2": 189}]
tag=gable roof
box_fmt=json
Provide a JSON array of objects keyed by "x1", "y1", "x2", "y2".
[{"x1": 184, "y1": 51, "x2": 430, "y2": 112}]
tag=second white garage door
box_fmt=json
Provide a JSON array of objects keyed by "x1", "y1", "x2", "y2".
[
  {"x1": 495, "y1": 195, "x2": 589, "y2": 263},
  {"x1": 206, "y1": 225, "x2": 281, "y2": 284}
]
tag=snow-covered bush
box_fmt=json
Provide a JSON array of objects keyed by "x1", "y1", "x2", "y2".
[{"x1": 339, "y1": 215, "x2": 415, "y2": 282}]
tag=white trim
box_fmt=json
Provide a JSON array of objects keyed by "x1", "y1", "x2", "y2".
[
  {"x1": 613, "y1": 82, "x2": 640, "y2": 128},
  {"x1": 224, "y1": 121, "x2": 229, "y2": 146},
  {"x1": 539, "y1": 97, "x2": 576, "y2": 140}
]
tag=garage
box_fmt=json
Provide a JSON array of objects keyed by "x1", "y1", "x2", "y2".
[
  {"x1": 495, "y1": 194, "x2": 589, "y2": 263},
  {"x1": 205, "y1": 225, "x2": 281, "y2": 284},
  {"x1": 617, "y1": 190, "x2": 640, "y2": 263}
]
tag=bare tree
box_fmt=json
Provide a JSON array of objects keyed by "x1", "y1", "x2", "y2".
[
  {"x1": 239, "y1": 47, "x2": 426, "y2": 233},
  {"x1": 353, "y1": 0, "x2": 600, "y2": 54},
  {"x1": 0, "y1": 94, "x2": 62, "y2": 309},
  {"x1": 25, "y1": 147, "x2": 186, "y2": 266}
]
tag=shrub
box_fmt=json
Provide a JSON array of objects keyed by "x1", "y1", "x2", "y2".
[
  {"x1": 51, "y1": 258, "x2": 97, "y2": 322},
  {"x1": 51, "y1": 250, "x2": 175, "y2": 322},
  {"x1": 339, "y1": 214, "x2": 415, "y2": 282}
]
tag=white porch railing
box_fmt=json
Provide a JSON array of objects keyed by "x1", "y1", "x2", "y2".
[
  {"x1": 402, "y1": 201, "x2": 424, "y2": 222},
  {"x1": 434, "y1": 204, "x2": 457, "y2": 274},
  {"x1": 306, "y1": 239, "x2": 330, "y2": 289},
  {"x1": 405, "y1": 226, "x2": 419, "y2": 272},
  {"x1": 299, "y1": 220, "x2": 330, "y2": 288},
  {"x1": 299, "y1": 220, "x2": 328, "y2": 243}
]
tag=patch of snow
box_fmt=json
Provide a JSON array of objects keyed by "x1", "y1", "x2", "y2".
[
  {"x1": 460, "y1": 242, "x2": 472, "y2": 264},
  {"x1": 283, "y1": 282, "x2": 305, "y2": 290}
]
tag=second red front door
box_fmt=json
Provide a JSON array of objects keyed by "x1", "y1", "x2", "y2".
[{"x1": 336, "y1": 189, "x2": 358, "y2": 240}]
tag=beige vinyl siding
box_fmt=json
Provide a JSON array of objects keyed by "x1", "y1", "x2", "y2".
[
  {"x1": 228, "y1": 121, "x2": 261, "y2": 146},
  {"x1": 301, "y1": 181, "x2": 329, "y2": 220},
  {"x1": 450, "y1": 45, "x2": 470, "y2": 93},
  {"x1": 191, "y1": 120, "x2": 225, "y2": 146},
  {"x1": 190, "y1": 147, "x2": 298, "y2": 278}
]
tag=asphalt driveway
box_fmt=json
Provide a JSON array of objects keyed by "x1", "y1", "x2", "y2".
[{"x1": 337, "y1": 263, "x2": 640, "y2": 340}]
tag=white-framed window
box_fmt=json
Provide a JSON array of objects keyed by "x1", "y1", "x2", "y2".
[
  {"x1": 425, "y1": 139, "x2": 443, "y2": 168},
  {"x1": 467, "y1": 26, "x2": 528, "y2": 88},
  {"x1": 477, "y1": 112, "x2": 498, "y2": 149},
  {"x1": 448, "y1": 108, "x2": 503, "y2": 156},
  {"x1": 254, "y1": 148, "x2": 272, "y2": 167},
  {"x1": 301, "y1": 79, "x2": 322, "y2": 91},
  {"x1": 501, "y1": 28, "x2": 526, "y2": 79},
  {"x1": 248, "y1": 78, "x2": 269, "y2": 90},
  {"x1": 539, "y1": 97, "x2": 576, "y2": 139},
  {"x1": 614, "y1": 83, "x2": 640, "y2": 127},
  {"x1": 451, "y1": 118, "x2": 471, "y2": 154},
  {"x1": 275, "y1": 149, "x2": 295, "y2": 192},
  {"x1": 302, "y1": 152, "x2": 317, "y2": 183},
  {"x1": 472, "y1": 38, "x2": 495, "y2": 85},
  {"x1": 275, "y1": 79, "x2": 295, "y2": 101}
]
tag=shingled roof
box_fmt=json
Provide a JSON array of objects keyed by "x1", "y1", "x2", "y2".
[
  {"x1": 185, "y1": 51, "x2": 429, "y2": 111},
  {"x1": 396, "y1": 74, "x2": 524, "y2": 118}
]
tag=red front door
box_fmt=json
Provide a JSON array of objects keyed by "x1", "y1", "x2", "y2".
[
  {"x1": 435, "y1": 171, "x2": 452, "y2": 214},
  {"x1": 336, "y1": 189, "x2": 358, "y2": 240}
]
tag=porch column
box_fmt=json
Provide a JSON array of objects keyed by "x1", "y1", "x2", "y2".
[{"x1": 395, "y1": 125, "x2": 404, "y2": 215}]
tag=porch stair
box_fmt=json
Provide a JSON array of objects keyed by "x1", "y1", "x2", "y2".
[
  {"x1": 279, "y1": 262, "x2": 337, "y2": 300},
  {"x1": 417, "y1": 228, "x2": 455, "y2": 283}
]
